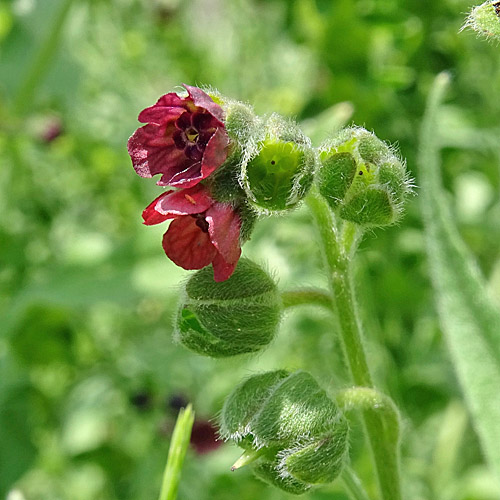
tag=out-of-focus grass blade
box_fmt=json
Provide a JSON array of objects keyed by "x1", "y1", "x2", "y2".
[
  {"x1": 419, "y1": 72, "x2": 500, "y2": 484},
  {"x1": 158, "y1": 404, "x2": 195, "y2": 500}
]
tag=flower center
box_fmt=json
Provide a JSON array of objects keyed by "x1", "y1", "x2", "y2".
[
  {"x1": 185, "y1": 127, "x2": 199, "y2": 144},
  {"x1": 172, "y1": 111, "x2": 216, "y2": 163}
]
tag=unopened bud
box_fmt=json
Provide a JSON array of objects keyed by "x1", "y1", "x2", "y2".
[
  {"x1": 241, "y1": 114, "x2": 316, "y2": 213},
  {"x1": 317, "y1": 127, "x2": 412, "y2": 227},
  {"x1": 207, "y1": 99, "x2": 262, "y2": 202},
  {"x1": 175, "y1": 259, "x2": 281, "y2": 357},
  {"x1": 219, "y1": 370, "x2": 349, "y2": 494}
]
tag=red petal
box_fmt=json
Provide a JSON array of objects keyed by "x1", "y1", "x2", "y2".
[
  {"x1": 165, "y1": 161, "x2": 203, "y2": 188},
  {"x1": 206, "y1": 203, "x2": 241, "y2": 264},
  {"x1": 183, "y1": 84, "x2": 224, "y2": 123},
  {"x1": 155, "y1": 185, "x2": 213, "y2": 216},
  {"x1": 200, "y1": 128, "x2": 229, "y2": 179},
  {"x1": 138, "y1": 93, "x2": 186, "y2": 123},
  {"x1": 212, "y1": 253, "x2": 238, "y2": 282},
  {"x1": 163, "y1": 217, "x2": 217, "y2": 270},
  {"x1": 129, "y1": 124, "x2": 200, "y2": 183},
  {"x1": 142, "y1": 190, "x2": 176, "y2": 225}
]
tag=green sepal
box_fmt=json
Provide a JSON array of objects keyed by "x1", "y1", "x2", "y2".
[
  {"x1": 251, "y1": 371, "x2": 345, "y2": 447},
  {"x1": 340, "y1": 188, "x2": 395, "y2": 227},
  {"x1": 208, "y1": 149, "x2": 246, "y2": 203},
  {"x1": 238, "y1": 201, "x2": 259, "y2": 243},
  {"x1": 378, "y1": 160, "x2": 407, "y2": 198},
  {"x1": 284, "y1": 421, "x2": 349, "y2": 484},
  {"x1": 253, "y1": 460, "x2": 311, "y2": 495},
  {"x1": 357, "y1": 134, "x2": 390, "y2": 163},
  {"x1": 223, "y1": 100, "x2": 262, "y2": 146},
  {"x1": 175, "y1": 259, "x2": 282, "y2": 358},
  {"x1": 317, "y1": 152, "x2": 357, "y2": 209},
  {"x1": 219, "y1": 370, "x2": 289, "y2": 441}
]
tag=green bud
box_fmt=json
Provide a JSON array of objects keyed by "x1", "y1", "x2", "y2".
[
  {"x1": 219, "y1": 370, "x2": 349, "y2": 494},
  {"x1": 317, "y1": 127, "x2": 412, "y2": 228},
  {"x1": 462, "y1": 1, "x2": 500, "y2": 42},
  {"x1": 223, "y1": 100, "x2": 262, "y2": 146},
  {"x1": 241, "y1": 114, "x2": 316, "y2": 214},
  {"x1": 174, "y1": 259, "x2": 281, "y2": 357},
  {"x1": 208, "y1": 99, "x2": 262, "y2": 202}
]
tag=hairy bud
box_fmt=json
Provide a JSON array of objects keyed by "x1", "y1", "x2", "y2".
[
  {"x1": 462, "y1": 1, "x2": 500, "y2": 42},
  {"x1": 206, "y1": 99, "x2": 262, "y2": 203},
  {"x1": 317, "y1": 127, "x2": 412, "y2": 227},
  {"x1": 174, "y1": 259, "x2": 281, "y2": 357},
  {"x1": 219, "y1": 370, "x2": 349, "y2": 494},
  {"x1": 240, "y1": 114, "x2": 316, "y2": 214}
]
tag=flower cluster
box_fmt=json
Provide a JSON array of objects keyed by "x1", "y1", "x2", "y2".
[
  {"x1": 128, "y1": 85, "x2": 411, "y2": 282},
  {"x1": 128, "y1": 85, "x2": 241, "y2": 281}
]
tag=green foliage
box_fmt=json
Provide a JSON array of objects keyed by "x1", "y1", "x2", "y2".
[
  {"x1": 419, "y1": 73, "x2": 500, "y2": 486},
  {"x1": 175, "y1": 259, "x2": 282, "y2": 357},
  {"x1": 1, "y1": 0, "x2": 500, "y2": 499}
]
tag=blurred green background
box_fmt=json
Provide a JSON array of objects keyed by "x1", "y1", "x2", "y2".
[{"x1": 1, "y1": 0, "x2": 500, "y2": 499}]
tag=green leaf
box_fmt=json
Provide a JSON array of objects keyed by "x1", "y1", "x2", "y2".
[
  {"x1": 158, "y1": 404, "x2": 195, "y2": 500},
  {"x1": 419, "y1": 72, "x2": 500, "y2": 486}
]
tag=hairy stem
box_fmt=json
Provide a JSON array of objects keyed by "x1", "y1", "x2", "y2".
[
  {"x1": 281, "y1": 288, "x2": 333, "y2": 311},
  {"x1": 306, "y1": 189, "x2": 402, "y2": 500}
]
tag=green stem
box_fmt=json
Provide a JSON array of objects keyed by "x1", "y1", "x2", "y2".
[
  {"x1": 341, "y1": 467, "x2": 372, "y2": 500},
  {"x1": 341, "y1": 221, "x2": 363, "y2": 258},
  {"x1": 306, "y1": 189, "x2": 401, "y2": 500},
  {"x1": 158, "y1": 404, "x2": 195, "y2": 500},
  {"x1": 337, "y1": 387, "x2": 401, "y2": 453},
  {"x1": 13, "y1": 0, "x2": 75, "y2": 114},
  {"x1": 281, "y1": 288, "x2": 333, "y2": 311}
]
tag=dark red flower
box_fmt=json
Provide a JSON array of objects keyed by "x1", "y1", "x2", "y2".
[
  {"x1": 128, "y1": 84, "x2": 229, "y2": 188},
  {"x1": 143, "y1": 185, "x2": 241, "y2": 282},
  {"x1": 190, "y1": 420, "x2": 223, "y2": 454}
]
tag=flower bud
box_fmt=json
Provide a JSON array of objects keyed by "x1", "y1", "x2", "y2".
[
  {"x1": 206, "y1": 99, "x2": 262, "y2": 203},
  {"x1": 241, "y1": 114, "x2": 316, "y2": 213},
  {"x1": 222, "y1": 100, "x2": 262, "y2": 147},
  {"x1": 219, "y1": 370, "x2": 349, "y2": 494},
  {"x1": 462, "y1": 1, "x2": 500, "y2": 42},
  {"x1": 317, "y1": 127, "x2": 412, "y2": 228},
  {"x1": 174, "y1": 259, "x2": 282, "y2": 357}
]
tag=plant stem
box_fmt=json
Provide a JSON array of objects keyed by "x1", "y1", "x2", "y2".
[
  {"x1": 306, "y1": 189, "x2": 401, "y2": 500},
  {"x1": 281, "y1": 288, "x2": 333, "y2": 311},
  {"x1": 158, "y1": 404, "x2": 195, "y2": 500},
  {"x1": 336, "y1": 387, "x2": 400, "y2": 452},
  {"x1": 13, "y1": 0, "x2": 75, "y2": 114},
  {"x1": 341, "y1": 467, "x2": 372, "y2": 500}
]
